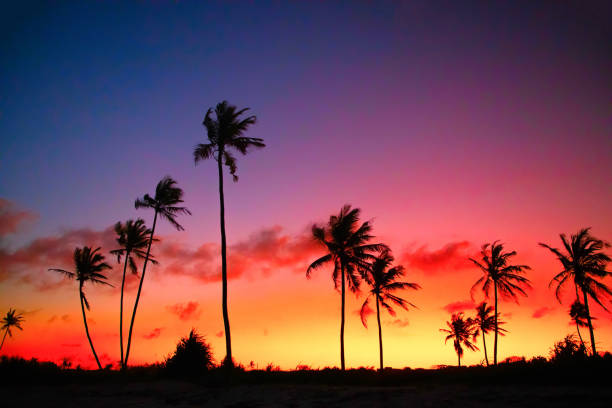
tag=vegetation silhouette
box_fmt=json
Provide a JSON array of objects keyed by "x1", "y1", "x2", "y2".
[
  {"x1": 0, "y1": 309, "x2": 24, "y2": 350},
  {"x1": 440, "y1": 312, "x2": 478, "y2": 367},
  {"x1": 549, "y1": 334, "x2": 588, "y2": 362},
  {"x1": 470, "y1": 242, "x2": 531, "y2": 365},
  {"x1": 49, "y1": 247, "x2": 112, "y2": 370},
  {"x1": 110, "y1": 218, "x2": 157, "y2": 369},
  {"x1": 194, "y1": 100, "x2": 265, "y2": 367},
  {"x1": 359, "y1": 249, "x2": 420, "y2": 371},
  {"x1": 306, "y1": 204, "x2": 387, "y2": 370},
  {"x1": 472, "y1": 302, "x2": 506, "y2": 366},
  {"x1": 569, "y1": 300, "x2": 590, "y2": 350},
  {"x1": 165, "y1": 329, "x2": 214, "y2": 377},
  {"x1": 539, "y1": 228, "x2": 611, "y2": 356},
  {"x1": 124, "y1": 176, "x2": 190, "y2": 368}
]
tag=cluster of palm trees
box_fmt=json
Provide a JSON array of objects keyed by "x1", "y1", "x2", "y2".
[{"x1": 441, "y1": 229, "x2": 611, "y2": 367}]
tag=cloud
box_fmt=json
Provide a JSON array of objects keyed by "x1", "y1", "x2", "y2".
[
  {"x1": 49, "y1": 314, "x2": 72, "y2": 323},
  {"x1": 166, "y1": 301, "x2": 201, "y2": 321},
  {"x1": 389, "y1": 318, "x2": 410, "y2": 328},
  {"x1": 401, "y1": 241, "x2": 475, "y2": 274},
  {"x1": 442, "y1": 300, "x2": 476, "y2": 314},
  {"x1": 215, "y1": 331, "x2": 224, "y2": 338},
  {"x1": 532, "y1": 307, "x2": 554, "y2": 319},
  {"x1": 142, "y1": 327, "x2": 163, "y2": 339},
  {"x1": 0, "y1": 198, "x2": 37, "y2": 237}
]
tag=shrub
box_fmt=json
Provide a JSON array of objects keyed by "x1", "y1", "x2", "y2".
[
  {"x1": 165, "y1": 329, "x2": 214, "y2": 377},
  {"x1": 549, "y1": 334, "x2": 588, "y2": 362}
]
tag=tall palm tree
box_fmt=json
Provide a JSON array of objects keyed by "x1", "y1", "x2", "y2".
[
  {"x1": 539, "y1": 228, "x2": 611, "y2": 356},
  {"x1": 569, "y1": 299, "x2": 589, "y2": 350},
  {"x1": 49, "y1": 247, "x2": 112, "y2": 370},
  {"x1": 306, "y1": 204, "x2": 387, "y2": 370},
  {"x1": 359, "y1": 249, "x2": 420, "y2": 371},
  {"x1": 110, "y1": 218, "x2": 157, "y2": 369},
  {"x1": 470, "y1": 241, "x2": 531, "y2": 365},
  {"x1": 440, "y1": 312, "x2": 478, "y2": 367},
  {"x1": 194, "y1": 101, "x2": 264, "y2": 366},
  {"x1": 0, "y1": 309, "x2": 24, "y2": 350},
  {"x1": 124, "y1": 176, "x2": 190, "y2": 368},
  {"x1": 472, "y1": 302, "x2": 506, "y2": 366}
]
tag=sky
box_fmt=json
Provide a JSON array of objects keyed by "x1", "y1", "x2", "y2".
[{"x1": 1, "y1": 0, "x2": 611, "y2": 369}]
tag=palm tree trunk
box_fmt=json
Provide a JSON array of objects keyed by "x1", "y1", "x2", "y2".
[
  {"x1": 376, "y1": 294, "x2": 383, "y2": 371},
  {"x1": 458, "y1": 352, "x2": 461, "y2": 367},
  {"x1": 218, "y1": 154, "x2": 232, "y2": 366},
  {"x1": 582, "y1": 289, "x2": 597, "y2": 356},
  {"x1": 482, "y1": 331, "x2": 489, "y2": 366},
  {"x1": 80, "y1": 286, "x2": 102, "y2": 370},
  {"x1": 0, "y1": 329, "x2": 7, "y2": 350},
  {"x1": 340, "y1": 261, "x2": 346, "y2": 371},
  {"x1": 494, "y1": 282, "x2": 498, "y2": 365},
  {"x1": 119, "y1": 249, "x2": 130, "y2": 369},
  {"x1": 124, "y1": 211, "x2": 158, "y2": 369},
  {"x1": 575, "y1": 320, "x2": 585, "y2": 349}
]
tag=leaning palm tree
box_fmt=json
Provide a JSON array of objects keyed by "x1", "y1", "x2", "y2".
[
  {"x1": 569, "y1": 299, "x2": 590, "y2": 350},
  {"x1": 124, "y1": 176, "x2": 190, "y2": 368},
  {"x1": 360, "y1": 249, "x2": 420, "y2": 371},
  {"x1": 472, "y1": 302, "x2": 506, "y2": 366},
  {"x1": 0, "y1": 309, "x2": 25, "y2": 350},
  {"x1": 194, "y1": 101, "x2": 264, "y2": 366},
  {"x1": 110, "y1": 218, "x2": 157, "y2": 369},
  {"x1": 307, "y1": 204, "x2": 387, "y2": 370},
  {"x1": 440, "y1": 312, "x2": 478, "y2": 367},
  {"x1": 49, "y1": 247, "x2": 112, "y2": 370},
  {"x1": 539, "y1": 228, "x2": 611, "y2": 356},
  {"x1": 470, "y1": 241, "x2": 531, "y2": 365}
]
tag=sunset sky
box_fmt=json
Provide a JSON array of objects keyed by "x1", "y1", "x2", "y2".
[{"x1": 1, "y1": 1, "x2": 611, "y2": 369}]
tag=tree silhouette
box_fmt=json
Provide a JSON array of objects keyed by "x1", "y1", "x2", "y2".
[
  {"x1": 165, "y1": 329, "x2": 214, "y2": 377},
  {"x1": 194, "y1": 101, "x2": 264, "y2": 366},
  {"x1": 440, "y1": 312, "x2": 478, "y2": 367},
  {"x1": 306, "y1": 205, "x2": 386, "y2": 370},
  {"x1": 49, "y1": 246, "x2": 112, "y2": 370},
  {"x1": 124, "y1": 176, "x2": 190, "y2": 368},
  {"x1": 472, "y1": 302, "x2": 506, "y2": 366},
  {"x1": 110, "y1": 218, "x2": 157, "y2": 369},
  {"x1": 470, "y1": 241, "x2": 531, "y2": 365},
  {"x1": 0, "y1": 309, "x2": 24, "y2": 351},
  {"x1": 539, "y1": 228, "x2": 611, "y2": 356},
  {"x1": 569, "y1": 299, "x2": 589, "y2": 350},
  {"x1": 359, "y1": 249, "x2": 420, "y2": 371}
]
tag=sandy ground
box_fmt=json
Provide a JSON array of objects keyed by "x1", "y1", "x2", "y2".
[{"x1": 4, "y1": 381, "x2": 611, "y2": 407}]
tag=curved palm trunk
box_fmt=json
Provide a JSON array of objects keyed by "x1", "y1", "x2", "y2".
[
  {"x1": 493, "y1": 282, "x2": 498, "y2": 365},
  {"x1": 218, "y1": 154, "x2": 232, "y2": 366},
  {"x1": 575, "y1": 320, "x2": 585, "y2": 349},
  {"x1": 458, "y1": 353, "x2": 461, "y2": 367},
  {"x1": 124, "y1": 211, "x2": 158, "y2": 369},
  {"x1": 340, "y1": 261, "x2": 346, "y2": 371},
  {"x1": 376, "y1": 294, "x2": 383, "y2": 371},
  {"x1": 582, "y1": 289, "x2": 597, "y2": 356},
  {"x1": 119, "y1": 249, "x2": 130, "y2": 369},
  {"x1": 0, "y1": 329, "x2": 7, "y2": 350},
  {"x1": 482, "y1": 330, "x2": 489, "y2": 366},
  {"x1": 80, "y1": 286, "x2": 102, "y2": 370}
]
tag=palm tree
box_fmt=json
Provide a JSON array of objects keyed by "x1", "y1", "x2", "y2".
[
  {"x1": 472, "y1": 302, "x2": 506, "y2": 366},
  {"x1": 539, "y1": 228, "x2": 611, "y2": 356},
  {"x1": 440, "y1": 312, "x2": 478, "y2": 367},
  {"x1": 306, "y1": 204, "x2": 387, "y2": 370},
  {"x1": 359, "y1": 249, "x2": 420, "y2": 371},
  {"x1": 194, "y1": 101, "x2": 264, "y2": 366},
  {"x1": 470, "y1": 241, "x2": 531, "y2": 365},
  {"x1": 49, "y1": 247, "x2": 112, "y2": 369},
  {"x1": 110, "y1": 218, "x2": 157, "y2": 369},
  {"x1": 124, "y1": 176, "x2": 190, "y2": 368},
  {"x1": 569, "y1": 299, "x2": 589, "y2": 350},
  {"x1": 0, "y1": 309, "x2": 24, "y2": 350}
]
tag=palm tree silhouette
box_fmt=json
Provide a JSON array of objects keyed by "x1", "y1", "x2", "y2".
[
  {"x1": 124, "y1": 176, "x2": 190, "y2": 368},
  {"x1": 110, "y1": 218, "x2": 157, "y2": 369},
  {"x1": 539, "y1": 228, "x2": 611, "y2": 356},
  {"x1": 306, "y1": 204, "x2": 387, "y2": 370},
  {"x1": 359, "y1": 249, "x2": 420, "y2": 371},
  {"x1": 470, "y1": 241, "x2": 531, "y2": 365},
  {"x1": 440, "y1": 312, "x2": 478, "y2": 367},
  {"x1": 472, "y1": 302, "x2": 506, "y2": 366},
  {"x1": 0, "y1": 309, "x2": 24, "y2": 351},
  {"x1": 194, "y1": 101, "x2": 264, "y2": 366},
  {"x1": 569, "y1": 300, "x2": 590, "y2": 350},
  {"x1": 49, "y1": 247, "x2": 112, "y2": 369}
]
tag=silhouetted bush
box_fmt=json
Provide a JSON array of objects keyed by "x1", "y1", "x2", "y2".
[
  {"x1": 549, "y1": 334, "x2": 588, "y2": 362},
  {"x1": 165, "y1": 329, "x2": 214, "y2": 377}
]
